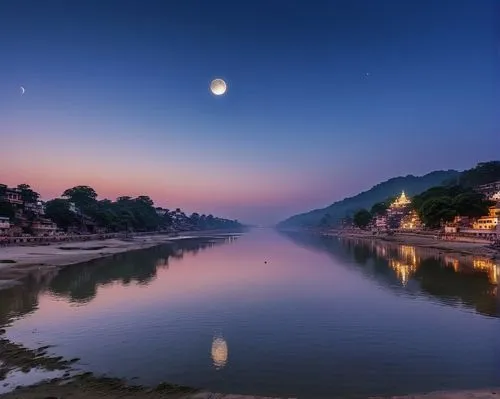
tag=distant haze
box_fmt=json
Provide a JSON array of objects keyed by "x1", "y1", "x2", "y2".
[{"x1": 1, "y1": 1, "x2": 498, "y2": 224}]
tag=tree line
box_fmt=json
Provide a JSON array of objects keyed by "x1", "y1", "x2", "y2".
[
  {"x1": 321, "y1": 161, "x2": 500, "y2": 230},
  {"x1": 0, "y1": 184, "x2": 242, "y2": 233}
]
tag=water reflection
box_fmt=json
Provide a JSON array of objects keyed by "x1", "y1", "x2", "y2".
[
  {"x1": 211, "y1": 335, "x2": 228, "y2": 369},
  {"x1": 0, "y1": 236, "x2": 238, "y2": 325},
  {"x1": 281, "y1": 232, "x2": 499, "y2": 318}
]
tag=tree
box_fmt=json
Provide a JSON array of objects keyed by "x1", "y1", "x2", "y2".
[
  {"x1": 62, "y1": 186, "x2": 98, "y2": 210},
  {"x1": 413, "y1": 185, "x2": 492, "y2": 229},
  {"x1": 419, "y1": 197, "x2": 456, "y2": 229},
  {"x1": 136, "y1": 196, "x2": 154, "y2": 207},
  {"x1": 452, "y1": 191, "x2": 493, "y2": 218},
  {"x1": 17, "y1": 184, "x2": 40, "y2": 204},
  {"x1": 459, "y1": 161, "x2": 500, "y2": 188},
  {"x1": 370, "y1": 202, "x2": 388, "y2": 216},
  {"x1": 0, "y1": 201, "x2": 15, "y2": 219},
  {"x1": 0, "y1": 184, "x2": 7, "y2": 197},
  {"x1": 353, "y1": 209, "x2": 372, "y2": 229},
  {"x1": 5, "y1": 181, "x2": 242, "y2": 234},
  {"x1": 45, "y1": 199, "x2": 79, "y2": 230},
  {"x1": 190, "y1": 213, "x2": 201, "y2": 228}
]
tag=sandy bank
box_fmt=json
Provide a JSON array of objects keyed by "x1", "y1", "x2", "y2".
[{"x1": 0, "y1": 232, "x2": 239, "y2": 290}]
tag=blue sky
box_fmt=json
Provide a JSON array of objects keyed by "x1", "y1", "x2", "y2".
[{"x1": 0, "y1": 0, "x2": 499, "y2": 224}]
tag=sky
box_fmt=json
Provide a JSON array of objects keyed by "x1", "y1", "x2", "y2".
[{"x1": 0, "y1": 0, "x2": 499, "y2": 224}]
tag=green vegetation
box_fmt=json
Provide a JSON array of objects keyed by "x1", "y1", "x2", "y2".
[
  {"x1": 279, "y1": 161, "x2": 500, "y2": 229},
  {"x1": 412, "y1": 185, "x2": 493, "y2": 229},
  {"x1": 459, "y1": 161, "x2": 500, "y2": 187},
  {"x1": 353, "y1": 209, "x2": 372, "y2": 229},
  {"x1": 0, "y1": 201, "x2": 14, "y2": 219},
  {"x1": 370, "y1": 201, "x2": 389, "y2": 216},
  {"x1": 1, "y1": 183, "x2": 242, "y2": 234},
  {"x1": 45, "y1": 198, "x2": 79, "y2": 229},
  {"x1": 50, "y1": 185, "x2": 241, "y2": 233},
  {"x1": 17, "y1": 184, "x2": 40, "y2": 204},
  {"x1": 278, "y1": 170, "x2": 459, "y2": 228}
]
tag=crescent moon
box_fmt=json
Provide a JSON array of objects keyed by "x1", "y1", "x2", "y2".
[{"x1": 20, "y1": 86, "x2": 25, "y2": 95}]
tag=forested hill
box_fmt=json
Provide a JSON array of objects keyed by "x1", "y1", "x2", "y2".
[{"x1": 277, "y1": 169, "x2": 460, "y2": 228}]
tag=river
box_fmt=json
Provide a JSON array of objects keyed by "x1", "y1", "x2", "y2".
[{"x1": 0, "y1": 229, "x2": 499, "y2": 398}]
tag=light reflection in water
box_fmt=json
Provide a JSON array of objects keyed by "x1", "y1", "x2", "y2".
[
  {"x1": 372, "y1": 242, "x2": 499, "y2": 287},
  {"x1": 389, "y1": 245, "x2": 418, "y2": 286},
  {"x1": 211, "y1": 335, "x2": 228, "y2": 369}
]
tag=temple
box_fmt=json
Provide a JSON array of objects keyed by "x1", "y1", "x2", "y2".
[{"x1": 390, "y1": 191, "x2": 411, "y2": 208}]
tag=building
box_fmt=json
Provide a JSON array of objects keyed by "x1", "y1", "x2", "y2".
[
  {"x1": 1, "y1": 188, "x2": 23, "y2": 206},
  {"x1": 387, "y1": 191, "x2": 413, "y2": 229},
  {"x1": 476, "y1": 181, "x2": 500, "y2": 200},
  {"x1": 444, "y1": 225, "x2": 458, "y2": 234},
  {"x1": 400, "y1": 210, "x2": 422, "y2": 230},
  {"x1": 374, "y1": 215, "x2": 388, "y2": 230},
  {"x1": 24, "y1": 200, "x2": 45, "y2": 215},
  {"x1": 0, "y1": 217, "x2": 10, "y2": 235},
  {"x1": 31, "y1": 218, "x2": 58, "y2": 236},
  {"x1": 155, "y1": 207, "x2": 167, "y2": 216},
  {"x1": 68, "y1": 202, "x2": 79, "y2": 214},
  {"x1": 472, "y1": 206, "x2": 500, "y2": 230},
  {"x1": 390, "y1": 191, "x2": 411, "y2": 209}
]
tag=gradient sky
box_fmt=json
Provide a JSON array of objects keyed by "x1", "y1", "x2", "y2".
[{"x1": 1, "y1": 0, "x2": 499, "y2": 224}]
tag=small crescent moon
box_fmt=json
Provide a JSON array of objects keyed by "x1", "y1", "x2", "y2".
[{"x1": 20, "y1": 86, "x2": 25, "y2": 95}]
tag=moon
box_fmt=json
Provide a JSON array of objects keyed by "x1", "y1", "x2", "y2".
[
  {"x1": 210, "y1": 78, "x2": 227, "y2": 96},
  {"x1": 20, "y1": 86, "x2": 25, "y2": 95}
]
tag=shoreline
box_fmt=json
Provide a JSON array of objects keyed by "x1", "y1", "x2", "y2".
[
  {"x1": 308, "y1": 229, "x2": 499, "y2": 258},
  {"x1": 0, "y1": 230, "x2": 242, "y2": 290},
  {"x1": 1, "y1": 373, "x2": 499, "y2": 399}
]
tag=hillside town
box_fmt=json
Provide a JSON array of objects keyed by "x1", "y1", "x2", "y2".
[
  {"x1": 339, "y1": 180, "x2": 500, "y2": 243},
  {"x1": 0, "y1": 184, "x2": 242, "y2": 245}
]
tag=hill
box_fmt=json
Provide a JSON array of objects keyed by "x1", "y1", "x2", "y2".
[{"x1": 277, "y1": 169, "x2": 460, "y2": 228}]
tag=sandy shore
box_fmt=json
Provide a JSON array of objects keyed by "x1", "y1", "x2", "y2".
[
  {"x1": 0, "y1": 232, "x2": 239, "y2": 290},
  {"x1": 325, "y1": 231, "x2": 499, "y2": 258}
]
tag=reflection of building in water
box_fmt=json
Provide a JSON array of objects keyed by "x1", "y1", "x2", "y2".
[
  {"x1": 374, "y1": 243, "x2": 388, "y2": 258},
  {"x1": 211, "y1": 336, "x2": 228, "y2": 369},
  {"x1": 444, "y1": 255, "x2": 460, "y2": 272},
  {"x1": 473, "y1": 258, "x2": 499, "y2": 285},
  {"x1": 399, "y1": 245, "x2": 417, "y2": 265},
  {"x1": 389, "y1": 259, "x2": 417, "y2": 286},
  {"x1": 389, "y1": 245, "x2": 418, "y2": 286}
]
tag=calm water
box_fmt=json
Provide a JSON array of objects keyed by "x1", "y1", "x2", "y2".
[{"x1": 1, "y1": 230, "x2": 499, "y2": 398}]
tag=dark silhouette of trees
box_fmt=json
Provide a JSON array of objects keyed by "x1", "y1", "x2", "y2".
[{"x1": 353, "y1": 209, "x2": 372, "y2": 229}]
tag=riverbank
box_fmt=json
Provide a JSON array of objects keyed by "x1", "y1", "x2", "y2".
[
  {"x1": 0, "y1": 374, "x2": 498, "y2": 399},
  {"x1": 322, "y1": 230, "x2": 499, "y2": 258},
  {"x1": 0, "y1": 231, "x2": 241, "y2": 290}
]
